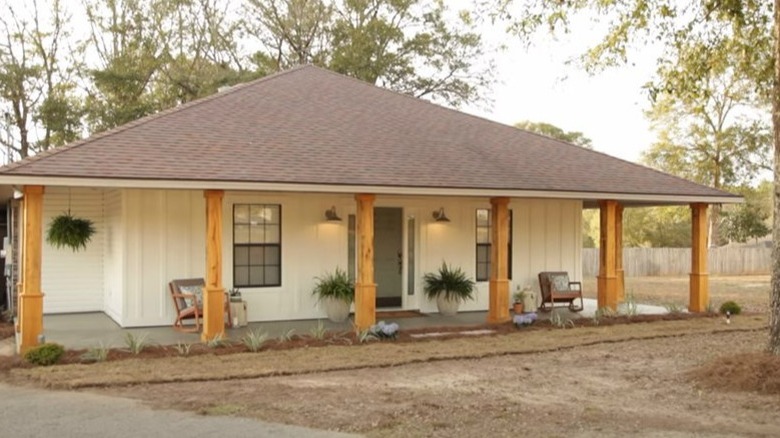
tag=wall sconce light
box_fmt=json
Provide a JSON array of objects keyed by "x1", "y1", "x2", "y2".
[
  {"x1": 325, "y1": 206, "x2": 342, "y2": 221},
  {"x1": 432, "y1": 207, "x2": 450, "y2": 222},
  {"x1": 12, "y1": 186, "x2": 23, "y2": 199}
]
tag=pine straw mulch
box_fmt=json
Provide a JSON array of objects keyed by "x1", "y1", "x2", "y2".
[
  {"x1": 689, "y1": 352, "x2": 780, "y2": 395},
  {"x1": 1, "y1": 312, "x2": 769, "y2": 390},
  {"x1": 0, "y1": 321, "x2": 14, "y2": 340}
]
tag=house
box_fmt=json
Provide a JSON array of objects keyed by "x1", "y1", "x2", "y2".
[{"x1": 0, "y1": 65, "x2": 739, "y2": 351}]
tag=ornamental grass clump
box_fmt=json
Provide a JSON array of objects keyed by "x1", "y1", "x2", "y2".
[{"x1": 46, "y1": 212, "x2": 96, "y2": 251}]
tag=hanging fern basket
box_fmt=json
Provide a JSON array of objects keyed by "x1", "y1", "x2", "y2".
[{"x1": 46, "y1": 212, "x2": 96, "y2": 252}]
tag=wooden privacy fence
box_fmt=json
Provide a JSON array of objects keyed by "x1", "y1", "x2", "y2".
[{"x1": 582, "y1": 247, "x2": 771, "y2": 277}]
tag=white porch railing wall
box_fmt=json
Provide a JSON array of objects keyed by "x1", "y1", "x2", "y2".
[{"x1": 582, "y1": 247, "x2": 771, "y2": 277}]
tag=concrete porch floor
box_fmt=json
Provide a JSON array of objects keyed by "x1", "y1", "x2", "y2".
[{"x1": 30, "y1": 298, "x2": 668, "y2": 350}]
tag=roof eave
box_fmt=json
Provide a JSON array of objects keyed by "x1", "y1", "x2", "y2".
[{"x1": 0, "y1": 175, "x2": 742, "y2": 206}]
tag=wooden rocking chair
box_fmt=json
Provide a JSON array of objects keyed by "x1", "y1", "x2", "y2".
[
  {"x1": 169, "y1": 278, "x2": 205, "y2": 332},
  {"x1": 168, "y1": 278, "x2": 233, "y2": 332},
  {"x1": 537, "y1": 271, "x2": 584, "y2": 312}
]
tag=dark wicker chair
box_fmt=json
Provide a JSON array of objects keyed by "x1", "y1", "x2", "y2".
[{"x1": 537, "y1": 271, "x2": 584, "y2": 312}]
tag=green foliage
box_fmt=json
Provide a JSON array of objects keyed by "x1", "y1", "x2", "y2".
[
  {"x1": 664, "y1": 303, "x2": 686, "y2": 315},
  {"x1": 245, "y1": 0, "x2": 492, "y2": 107},
  {"x1": 24, "y1": 343, "x2": 65, "y2": 366},
  {"x1": 206, "y1": 335, "x2": 232, "y2": 348},
  {"x1": 123, "y1": 332, "x2": 149, "y2": 354},
  {"x1": 81, "y1": 343, "x2": 109, "y2": 363},
  {"x1": 721, "y1": 184, "x2": 772, "y2": 243},
  {"x1": 621, "y1": 292, "x2": 638, "y2": 316},
  {"x1": 623, "y1": 206, "x2": 690, "y2": 248},
  {"x1": 356, "y1": 328, "x2": 378, "y2": 344},
  {"x1": 549, "y1": 311, "x2": 574, "y2": 329},
  {"x1": 312, "y1": 268, "x2": 354, "y2": 303},
  {"x1": 277, "y1": 328, "x2": 296, "y2": 343},
  {"x1": 309, "y1": 320, "x2": 328, "y2": 340},
  {"x1": 173, "y1": 341, "x2": 193, "y2": 356},
  {"x1": 45, "y1": 212, "x2": 96, "y2": 251},
  {"x1": 423, "y1": 262, "x2": 475, "y2": 303},
  {"x1": 514, "y1": 120, "x2": 593, "y2": 148},
  {"x1": 719, "y1": 301, "x2": 742, "y2": 315},
  {"x1": 241, "y1": 329, "x2": 270, "y2": 352}
]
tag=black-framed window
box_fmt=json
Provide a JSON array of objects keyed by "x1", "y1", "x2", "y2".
[
  {"x1": 233, "y1": 204, "x2": 281, "y2": 287},
  {"x1": 476, "y1": 208, "x2": 512, "y2": 281}
]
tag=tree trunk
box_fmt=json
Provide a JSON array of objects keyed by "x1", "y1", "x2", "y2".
[
  {"x1": 770, "y1": 0, "x2": 780, "y2": 355},
  {"x1": 709, "y1": 204, "x2": 722, "y2": 247}
]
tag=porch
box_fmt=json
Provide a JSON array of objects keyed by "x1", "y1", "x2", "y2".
[{"x1": 6, "y1": 298, "x2": 668, "y2": 351}]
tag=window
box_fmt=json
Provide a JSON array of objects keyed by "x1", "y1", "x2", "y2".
[
  {"x1": 233, "y1": 204, "x2": 281, "y2": 287},
  {"x1": 475, "y1": 208, "x2": 512, "y2": 281}
]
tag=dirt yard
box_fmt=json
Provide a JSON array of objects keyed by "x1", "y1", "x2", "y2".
[
  {"x1": 583, "y1": 274, "x2": 770, "y2": 313},
  {"x1": 3, "y1": 276, "x2": 778, "y2": 436},
  {"x1": 77, "y1": 320, "x2": 777, "y2": 437}
]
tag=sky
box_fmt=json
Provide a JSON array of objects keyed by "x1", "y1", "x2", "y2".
[{"x1": 458, "y1": 12, "x2": 661, "y2": 164}]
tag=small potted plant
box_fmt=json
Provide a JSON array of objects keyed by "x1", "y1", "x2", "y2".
[
  {"x1": 423, "y1": 262, "x2": 475, "y2": 316},
  {"x1": 512, "y1": 290, "x2": 527, "y2": 314},
  {"x1": 512, "y1": 285, "x2": 533, "y2": 314},
  {"x1": 312, "y1": 268, "x2": 354, "y2": 322}
]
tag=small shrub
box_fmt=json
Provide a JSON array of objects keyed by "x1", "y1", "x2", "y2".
[
  {"x1": 174, "y1": 341, "x2": 193, "y2": 356},
  {"x1": 309, "y1": 320, "x2": 328, "y2": 340},
  {"x1": 621, "y1": 292, "x2": 638, "y2": 316},
  {"x1": 356, "y1": 329, "x2": 378, "y2": 344},
  {"x1": 206, "y1": 335, "x2": 232, "y2": 348},
  {"x1": 123, "y1": 332, "x2": 149, "y2": 354},
  {"x1": 277, "y1": 328, "x2": 296, "y2": 343},
  {"x1": 550, "y1": 311, "x2": 574, "y2": 329},
  {"x1": 664, "y1": 303, "x2": 686, "y2": 314},
  {"x1": 81, "y1": 343, "x2": 109, "y2": 363},
  {"x1": 719, "y1": 301, "x2": 742, "y2": 315},
  {"x1": 24, "y1": 343, "x2": 65, "y2": 366},
  {"x1": 242, "y1": 329, "x2": 269, "y2": 352}
]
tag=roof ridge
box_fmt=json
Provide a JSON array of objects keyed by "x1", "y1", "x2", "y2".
[{"x1": 0, "y1": 65, "x2": 312, "y2": 172}]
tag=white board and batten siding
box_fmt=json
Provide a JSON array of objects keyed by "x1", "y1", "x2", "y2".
[
  {"x1": 120, "y1": 189, "x2": 205, "y2": 327},
  {"x1": 40, "y1": 187, "x2": 583, "y2": 327},
  {"x1": 41, "y1": 187, "x2": 105, "y2": 314}
]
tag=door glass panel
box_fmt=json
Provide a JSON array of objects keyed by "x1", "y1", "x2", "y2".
[{"x1": 407, "y1": 216, "x2": 415, "y2": 295}]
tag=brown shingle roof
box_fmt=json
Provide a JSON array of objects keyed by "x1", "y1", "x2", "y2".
[{"x1": 0, "y1": 65, "x2": 736, "y2": 201}]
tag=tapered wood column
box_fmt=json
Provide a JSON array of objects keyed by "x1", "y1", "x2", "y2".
[
  {"x1": 355, "y1": 194, "x2": 376, "y2": 330},
  {"x1": 616, "y1": 203, "x2": 625, "y2": 302},
  {"x1": 202, "y1": 190, "x2": 226, "y2": 341},
  {"x1": 597, "y1": 200, "x2": 618, "y2": 310},
  {"x1": 690, "y1": 203, "x2": 709, "y2": 312},
  {"x1": 488, "y1": 197, "x2": 511, "y2": 324},
  {"x1": 19, "y1": 185, "x2": 44, "y2": 353}
]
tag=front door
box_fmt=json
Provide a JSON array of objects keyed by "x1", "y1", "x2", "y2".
[{"x1": 374, "y1": 207, "x2": 403, "y2": 308}]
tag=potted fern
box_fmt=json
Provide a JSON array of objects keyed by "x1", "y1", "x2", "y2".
[
  {"x1": 312, "y1": 268, "x2": 354, "y2": 322},
  {"x1": 46, "y1": 212, "x2": 96, "y2": 252},
  {"x1": 423, "y1": 262, "x2": 476, "y2": 316}
]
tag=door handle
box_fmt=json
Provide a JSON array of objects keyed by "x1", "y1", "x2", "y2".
[{"x1": 397, "y1": 251, "x2": 403, "y2": 274}]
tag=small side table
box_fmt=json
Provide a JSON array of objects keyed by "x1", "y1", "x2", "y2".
[{"x1": 229, "y1": 301, "x2": 248, "y2": 327}]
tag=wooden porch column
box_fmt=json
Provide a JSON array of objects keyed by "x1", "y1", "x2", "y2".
[
  {"x1": 690, "y1": 203, "x2": 709, "y2": 312},
  {"x1": 597, "y1": 200, "x2": 618, "y2": 310},
  {"x1": 202, "y1": 190, "x2": 226, "y2": 341},
  {"x1": 355, "y1": 194, "x2": 376, "y2": 330},
  {"x1": 488, "y1": 197, "x2": 510, "y2": 324},
  {"x1": 19, "y1": 185, "x2": 44, "y2": 353},
  {"x1": 615, "y1": 203, "x2": 625, "y2": 302}
]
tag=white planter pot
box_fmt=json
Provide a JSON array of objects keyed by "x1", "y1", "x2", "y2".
[
  {"x1": 322, "y1": 297, "x2": 351, "y2": 322},
  {"x1": 436, "y1": 294, "x2": 461, "y2": 316}
]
